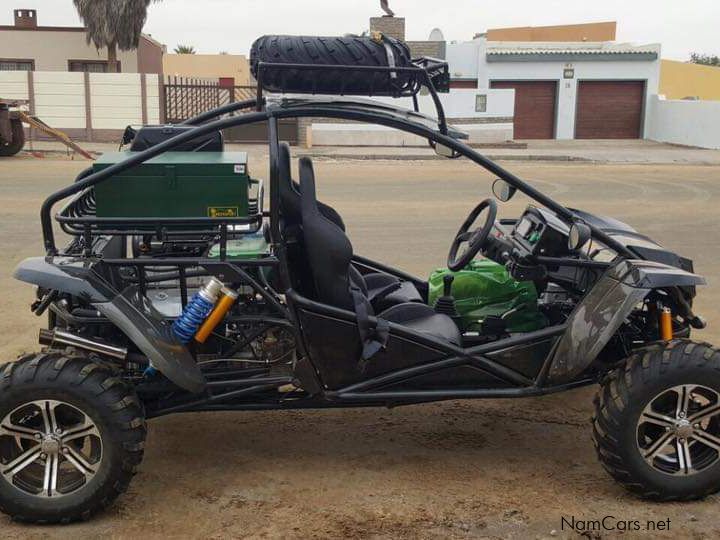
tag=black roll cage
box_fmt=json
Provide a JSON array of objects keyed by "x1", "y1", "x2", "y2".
[
  {"x1": 40, "y1": 96, "x2": 634, "y2": 259},
  {"x1": 34, "y1": 70, "x2": 648, "y2": 411}
]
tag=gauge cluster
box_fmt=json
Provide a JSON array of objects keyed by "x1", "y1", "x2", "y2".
[{"x1": 511, "y1": 206, "x2": 571, "y2": 258}]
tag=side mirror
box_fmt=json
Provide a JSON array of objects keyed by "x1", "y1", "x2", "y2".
[
  {"x1": 492, "y1": 179, "x2": 517, "y2": 202},
  {"x1": 568, "y1": 223, "x2": 592, "y2": 252},
  {"x1": 433, "y1": 142, "x2": 456, "y2": 158}
]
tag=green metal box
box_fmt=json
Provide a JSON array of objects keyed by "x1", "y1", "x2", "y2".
[{"x1": 93, "y1": 152, "x2": 250, "y2": 218}]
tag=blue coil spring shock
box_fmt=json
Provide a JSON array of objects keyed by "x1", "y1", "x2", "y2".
[{"x1": 172, "y1": 278, "x2": 223, "y2": 344}]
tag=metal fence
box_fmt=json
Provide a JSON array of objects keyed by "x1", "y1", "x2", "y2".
[
  {"x1": 163, "y1": 76, "x2": 223, "y2": 123},
  {"x1": 162, "y1": 77, "x2": 298, "y2": 143}
]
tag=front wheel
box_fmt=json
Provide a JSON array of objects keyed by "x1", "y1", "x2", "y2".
[
  {"x1": 0, "y1": 352, "x2": 146, "y2": 523},
  {"x1": 593, "y1": 340, "x2": 720, "y2": 500}
]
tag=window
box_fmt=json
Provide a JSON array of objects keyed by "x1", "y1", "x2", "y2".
[
  {"x1": 68, "y1": 60, "x2": 120, "y2": 73},
  {"x1": 0, "y1": 59, "x2": 34, "y2": 71},
  {"x1": 475, "y1": 94, "x2": 488, "y2": 113}
]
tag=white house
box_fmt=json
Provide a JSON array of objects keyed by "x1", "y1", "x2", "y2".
[
  {"x1": 447, "y1": 38, "x2": 661, "y2": 140},
  {"x1": 309, "y1": 36, "x2": 661, "y2": 146}
]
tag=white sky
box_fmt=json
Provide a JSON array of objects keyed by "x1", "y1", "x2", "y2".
[{"x1": 2, "y1": 0, "x2": 718, "y2": 61}]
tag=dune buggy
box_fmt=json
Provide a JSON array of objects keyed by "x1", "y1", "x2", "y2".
[{"x1": 1, "y1": 34, "x2": 719, "y2": 523}]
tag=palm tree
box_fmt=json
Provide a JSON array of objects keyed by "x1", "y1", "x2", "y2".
[
  {"x1": 174, "y1": 45, "x2": 197, "y2": 55},
  {"x1": 73, "y1": 0, "x2": 161, "y2": 73}
]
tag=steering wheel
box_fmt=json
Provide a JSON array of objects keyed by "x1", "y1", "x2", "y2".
[{"x1": 447, "y1": 198, "x2": 498, "y2": 271}]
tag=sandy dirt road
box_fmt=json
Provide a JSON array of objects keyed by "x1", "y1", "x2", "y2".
[{"x1": 1, "y1": 155, "x2": 719, "y2": 539}]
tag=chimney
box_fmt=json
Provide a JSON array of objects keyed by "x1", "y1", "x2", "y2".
[
  {"x1": 369, "y1": 16, "x2": 405, "y2": 41},
  {"x1": 14, "y1": 9, "x2": 37, "y2": 28}
]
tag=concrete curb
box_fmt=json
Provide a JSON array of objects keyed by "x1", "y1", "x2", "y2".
[{"x1": 297, "y1": 153, "x2": 593, "y2": 162}]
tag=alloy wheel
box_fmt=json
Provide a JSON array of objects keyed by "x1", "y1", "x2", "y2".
[
  {"x1": 0, "y1": 399, "x2": 103, "y2": 498},
  {"x1": 637, "y1": 384, "x2": 720, "y2": 476}
]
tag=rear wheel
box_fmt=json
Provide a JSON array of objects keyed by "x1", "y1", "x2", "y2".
[
  {"x1": 0, "y1": 119, "x2": 25, "y2": 157},
  {"x1": 593, "y1": 340, "x2": 720, "y2": 500},
  {"x1": 0, "y1": 352, "x2": 146, "y2": 523}
]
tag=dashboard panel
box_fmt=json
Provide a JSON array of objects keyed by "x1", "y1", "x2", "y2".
[{"x1": 511, "y1": 206, "x2": 571, "y2": 257}]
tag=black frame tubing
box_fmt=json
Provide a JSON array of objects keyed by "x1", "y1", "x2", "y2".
[
  {"x1": 268, "y1": 104, "x2": 636, "y2": 258},
  {"x1": 41, "y1": 100, "x2": 634, "y2": 261},
  {"x1": 182, "y1": 98, "x2": 260, "y2": 126},
  {"x1": 36, "y1": 97, "x2": 643, "y2": 405}
]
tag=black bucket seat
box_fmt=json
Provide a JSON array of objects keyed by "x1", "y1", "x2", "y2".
[
  {"x1": 278, "y1": 142, "x2": 422, "y2": 311},
  {"x1": 298, "y1": 156, "x2": 461, "y2": 349}
]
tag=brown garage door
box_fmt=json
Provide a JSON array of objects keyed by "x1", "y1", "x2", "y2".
[
  {"x1": 491, "y1": 80, "x2": 557, "y2": 139},
  {"x1": 576, "y1": 81, "x2": 645, "y2": 139}
]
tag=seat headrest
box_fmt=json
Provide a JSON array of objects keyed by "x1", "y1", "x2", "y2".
[
  {"x1": 299, "y1": 157, "x2": 319, "y2": 217},
  {"x1": 279, "y1": 145, "x2": 346, "y2": 231}
]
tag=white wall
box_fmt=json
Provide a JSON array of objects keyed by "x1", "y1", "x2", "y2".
[
  {"x1": 90, "y1": 73, "x2": 146, "y2": 129},
  {"x1": 145, "y1": 74, "x2": 160, "y2": 124},
  {"x1": 368, "y1": 87, "x2": 514, "y2": 119},
  {"x1": 0, "y1": 71, "x2": 161, "y2": 134},
  {"x1": 307, "y1": 88, "x2": 516, "y2": 146},
  {"x1": 647, "y1": 96, "x2": 720, "y2": 149},
  {"x1": 34, "y1": 71, "x2": 86, "y2": 129},
  {"x1": 0, "y1": 70, "x2": 29, "y2": 101},
  {"x1": 446, "y1": 40, "x2": 483, "y2": 81}
]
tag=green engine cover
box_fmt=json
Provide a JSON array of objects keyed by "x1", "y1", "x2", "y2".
[
  {"x1": 207, "y1": 231, "x2": 269, "y2": 260},
  {"x1": 93, "y1": 151, "x2": 251, "y2": 219},
  {"x1": 428, "y1": 259, "x2": 546, "y2": 333}
]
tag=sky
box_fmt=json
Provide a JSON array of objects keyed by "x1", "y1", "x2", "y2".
[{"x1": 2, "y1": 0, "x2": 718, "y2": 61}]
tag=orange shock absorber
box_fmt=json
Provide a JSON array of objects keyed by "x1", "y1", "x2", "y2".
[
  {"x1": 194, "y1": 288, "x2": 239, "y2": 344},
  {"x1": 659, "y1": 306, "x2": 674, "y2": 341}
]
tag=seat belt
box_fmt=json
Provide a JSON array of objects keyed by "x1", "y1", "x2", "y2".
[
  {"x1": 368, "y1": 281, "x2": 403, "y2": 308},
  {"x1": 349, "y1": 283, "x2": 390, "y2": 367}
]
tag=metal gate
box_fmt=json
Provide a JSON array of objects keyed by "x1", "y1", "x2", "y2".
[{"x1": 162, "y1": 78, "x2": 298, "y2": 144}]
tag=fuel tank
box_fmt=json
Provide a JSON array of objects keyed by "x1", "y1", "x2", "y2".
[{"x1": 428, "y1": 259, "x2": 546, "y2": 333}]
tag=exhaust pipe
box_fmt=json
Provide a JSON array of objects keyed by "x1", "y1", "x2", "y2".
[{"x1": 39, "y1": 328, "x2": 128, "y2": 360}]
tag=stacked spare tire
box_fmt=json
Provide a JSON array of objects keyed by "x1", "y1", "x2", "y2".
[{"x1": 250, "y1": 35, "x2": 417, "y2": 96}]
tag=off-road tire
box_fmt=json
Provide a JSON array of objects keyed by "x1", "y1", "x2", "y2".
[
  {"x1": 0, "y1": 352, "x2": 146, "y2": 523},
  {"x1": 0, "y1": 119, "x2": 24, "y2": 157},
  {"x1": 592, "y1": 339, "x2": 720, "y2": 500},
  {"x1": 250, "y1": 35, "x2": 413, "y2": 95}
]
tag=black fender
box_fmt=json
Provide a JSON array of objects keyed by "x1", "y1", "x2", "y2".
[
  {"x1": 94, "y1": 286, "x2": 206, "y2": 394},
  {"x1": 546, "y1": 259, "x2": 706, "y2": 384},
  {"x1": 13, "y1": 257, "x2": 206, "y2": 393},
  {"x1": 13, "y1": 256, "x2": 114, "y2": 302}
]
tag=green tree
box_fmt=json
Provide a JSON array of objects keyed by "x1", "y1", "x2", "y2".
[
  {"x1": 690, "y1": 53, "x2": 720, "y2": 67},
  {"x1": 174, "y1": 45, "x2": 197, "y2": 54},
  {"x1": 73, "y1": 0, "x2": 160, "y2": 73}
]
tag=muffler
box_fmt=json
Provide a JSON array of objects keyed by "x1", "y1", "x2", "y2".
[{"x1": 39, "y1": 328, "x2": 128, "y2": 360}]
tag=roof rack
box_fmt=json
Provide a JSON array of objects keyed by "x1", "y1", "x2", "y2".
[{"x1": 253, "y1": 57, "x2": 451, "y2": 134}]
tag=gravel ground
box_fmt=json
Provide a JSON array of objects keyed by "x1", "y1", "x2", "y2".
[{"x1": 1, "y1": 155, "x2": 719, "y2": 539}]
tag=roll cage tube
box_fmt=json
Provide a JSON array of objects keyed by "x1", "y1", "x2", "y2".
[
  {"x1": 268, "y1": 104, "x2": 636, "y2": 259},
  {"x1": 182, "y1": 98, "x2": 261, "y2": 126},
  {"x1": 40, "y1": 101, "x2": 633, "y2": 259}
]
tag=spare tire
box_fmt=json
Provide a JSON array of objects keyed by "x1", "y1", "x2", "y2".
[
  {"x1": 250, "y1": 35, "x2": 416, "y2": 96},
  {"x1": 0, "y1": 118, "x2": 24, "y2": 157}
]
